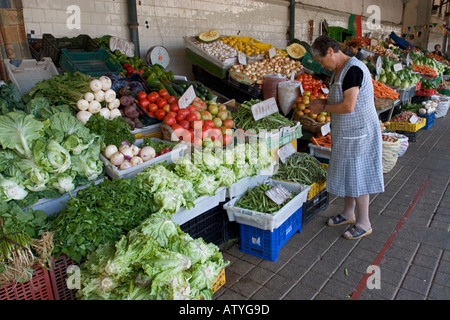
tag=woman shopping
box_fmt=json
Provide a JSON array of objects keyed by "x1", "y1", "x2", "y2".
[{"x1": 308, "y1": 35, "x2": 384, "y2": 240}]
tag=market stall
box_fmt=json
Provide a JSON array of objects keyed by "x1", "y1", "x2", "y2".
[{"x1": 1, "y1": 25, "x2": 449, "y2": 301}]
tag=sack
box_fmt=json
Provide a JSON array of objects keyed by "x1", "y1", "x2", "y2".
[
  {"x1": 383, "y1": 132, "x2": 409, "y2": 157},
  {"x1": 436, "y1": 100, "x2": 449, "y2": 118},
  {"x1": 382, "y1": 137, "x2": 400, "y2": 173}
]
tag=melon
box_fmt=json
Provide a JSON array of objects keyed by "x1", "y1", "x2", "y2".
[
  {"x1": 286, "y1": 41, "x2": 307, "y2": 60},
  {"x1": 197, "y1": 30, "x2": 220, "y2": 43}
]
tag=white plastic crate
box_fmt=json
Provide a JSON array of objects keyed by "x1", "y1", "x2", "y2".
[
  {"x1": 131, "y1": 123, "x2": 161, "y2": 136},
  {"x1": 223, "y1": 179, "x2": 310, "y2": 232},
  {"x1": 25, "y1": 177, "x2": 105, "y2": 216},
  {"x1": 309, "y1": 143, "x2": 331, "y2": 160},
  {"x1": 4, "y1": 58, "x2": 59, "y2": 96},
  {"x1": 227, "y1": 165, "x2": 275, "y2": 199},
  {"x1": 100, "y1": 138, "x2": 187, "y2": 179},
  {"x1": 172, "y1": 186, "x2": 227, "y2": 226}
]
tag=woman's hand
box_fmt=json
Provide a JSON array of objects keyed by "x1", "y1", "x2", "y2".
[{"x1": 309, "y1": 99, "x2": 327, "y2": 115}]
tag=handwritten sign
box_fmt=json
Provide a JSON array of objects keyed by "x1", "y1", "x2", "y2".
[
  {"x1": 265, "y1": 184, "x2": 292, "y2": 205},
  {"x1": 321, "y1": 122, "x2": 331, "y2": 136},
  {"x1": 409, "y1": 114, "x2": 419, "y2": 124},
  {"x1": 268, "y1": 47, "x2": 276, "y2": 59},
  {"x1": 251, "y1": 97, "x2": 279, "y2": 121},
  {"x1": 178, "y1": 85, "x2": 196, "y2": 109},
  {"x1": 277, "y1": 143, "x2": 297, "y2": 164},
  {"x1": 321, "y1": 87, "x2": 329, "y2": 94},
  {"x1": 393, "y1": 63, "x2": 403, "y2": 72}
]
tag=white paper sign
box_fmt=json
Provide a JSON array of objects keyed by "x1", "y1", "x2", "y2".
[
  {"x1": 321, "y1": 87, "x2": 329, "y2": 94},
  {"x1": 251, "y1": 97, "x2": 279, "y2": 121},
  {"x1": 265, "y1": 184, "x2": 292, "y2": 205},
  {"x1": 109, "y1": 36, "x2": 135, "y2": 58},
  {"x1": 393, "y1": 63, "x2": 403, "y2": 72},
  {"x1": 320, "y1": 122, "x2": 331, "y2": 136},
  {"x1": 277, "y1": 143, "x2": 297, "y2": 164},
  {"x1": 268, "y1": 47, "x2": 276, "y2": 59},
  {"x1": 409, "y1": 114, "x2": 419, "y2": 123},
  {"x1": 238, "y1": 52, "x2": 247, "y2": 65},
  {"x1": 178, "y1": 85, "x2": 196, "y2": 109}
]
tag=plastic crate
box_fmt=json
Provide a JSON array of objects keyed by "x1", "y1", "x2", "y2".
[
  {"x1": 41, "y1": 34, "x2": 99, "y2": 67},
  {"x1": 302, "y1": 52, "x2": 322, "y2": 74},
  {"x1": 0, "y1": 264, "x2": 54, "y2": 300},
  {"x1": 28, "y1": 38, "x2": 42, "y2": 61},
  {"x1": 302, "y1": 189, "x2": 329, "y2": 225},
  {"x1": 387, "y1": 118, "x2": 426, "y2": 132},
  {"x1": 239, "y1": 206, "x2": 303, "y2": 261},
  {"x1": 49, "y1": 255, "x2": 79, "y2": 300},
  {"x1": 415, "y1": 82, "x2": 422, "y2": 91},
  {"x1": 100, "y1": 138, "x2": 187, "y2": 179},
  {"x1": 185, "y1": 47, "x2": 230, "y2": 80},
  {"x1": 418, "y1": 112, "x2": 435, "y2": 130},
  {"x1": 226, "y1": 74, "x2": 263, "y2": 98},
  {"x1": 59, "y1": 48, "x2": 122, "y2": 77},
  {"x1": 306, "y1": 163, "x2": 328, "y2": 201},
  {"x1": 309, "y1": 143, "x2": 331, "y2": 161},
  {"x1": 437, "y1": 88, "x2": 450, "y2": 96},
  {"x1": 415, "y1": 88, "x2": 437, "y2": 97},
  {"x1": 223, "y1": 179, "x2": 310, "y2": 232},
  {"x1": 396, "y1": 130, "x2": 419, "y2": 142},
  {"x1": 4, "y1": 58, "x2": 59, "y2": 96},
  {"x1": 212, "y1": 268, "x2": 226, "y2": 293}
]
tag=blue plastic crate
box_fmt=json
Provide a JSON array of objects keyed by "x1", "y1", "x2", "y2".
[
  {"x1": 239, "y1": 207, "x2": 303, "y2": 261},
  {"x1": 418, "y1": 112, "x2": 435, "y2": 130}
]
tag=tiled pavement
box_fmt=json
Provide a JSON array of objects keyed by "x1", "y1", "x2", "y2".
[{"x1": 214, "y1": 112, "x2": 450, "y2": 301}]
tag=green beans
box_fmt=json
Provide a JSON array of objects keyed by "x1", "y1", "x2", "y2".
[
  {"x1": 235, "y1": 183, "x2": 294, "y2": 214},
  {"x1": 233, "y1": 99, "x2": 295, "y2": 131},
  {"x1": 273, "y1": 152, "x2": 327, "y2": 185}
]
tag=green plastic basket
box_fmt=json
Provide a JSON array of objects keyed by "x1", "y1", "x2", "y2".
[
  {"x1": 302, "y1": 52, "x2": 322, "y2": 74},
  {"x1": 59, "y1": 48, "x2": 122, "y2": 77}
]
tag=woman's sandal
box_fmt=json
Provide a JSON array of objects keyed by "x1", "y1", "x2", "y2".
[
  {"x1": 327, "y1": 214, "x2": 356, "y2": 227},
  {"x1": 343, "y1": 224, "x2": 372, "y2": 240}
]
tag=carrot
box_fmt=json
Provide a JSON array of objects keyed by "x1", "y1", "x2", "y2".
[
  {"x1": 412, "y1": 64, "x2": 438, "y2": 76},
  {"x1": 372, "y1": 79, "x2": 400, "y2": 99}
]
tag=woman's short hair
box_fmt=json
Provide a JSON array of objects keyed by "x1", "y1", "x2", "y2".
[{"x1": 311, "y1": 35, "x2": 341, "y2": 58}]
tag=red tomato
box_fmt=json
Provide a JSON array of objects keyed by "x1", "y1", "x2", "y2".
[
  {"x1": 139, "y1": 99, "x2": 150, "y2": 109},
  {"x1": 147, "y1": 92, "x2": 159, "y2": 102},
  {"x1": 187, "y1": 105, "x2": 197, "y2": 113},
  {"x1": 156, "y1": 97, "x2": 168, "y2": 109},
  {"x1": 137, "y1": 91, "x2": 147, "y2": 101},
  {"x1": 203, "y1": 119, "x2": 214, "y2": 129},
  {"x1": 166, "y1": 111, "x2": 177, "y2": 118},
  {"x1": 175, "y1": 114, "x2": 185, "y2": 122},
  {"x1": 186, "y1": 112, "x2": 199, "y2": 122},
  {"x1": 158, "y1": 89, "x2": 169, "y2": 99},
  {"x1": 178, "y1": 108, "x2": 190, "y2": 117},
  {"x1": 167, "y1": 96, "x2": 177, "y2": 104},
  {"x1": 155, "y1": 109, "x2": 166, "y2": 120},
  {"x1": 178, "y1": 120, "x2": 190, "y2": 130},
  {"x1": 163, "y1": 116, "x2": 176, "y2": 126},
  {"x1": 147, "y1": 112, "x2": 155, "y2": 117},
  {"x1": 170, "y1": 104, "x2": 179, "y2": 113},
  {"x1": 223, "y1": 119, "x2": 234, "y2": 129},
  {"x1": 148, "y1": 103, "x2": 158, "y2": 113}
]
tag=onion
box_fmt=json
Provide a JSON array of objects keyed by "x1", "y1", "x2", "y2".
[
  {"x1": 84, "y1": 92, "x2": 95, "y2": 102},
  {"x1": 130, "y1": 156, "x2": 143, "y2": 166},
  {"x1": 119, "y1": 160, "x2": 132, "y2": 170},
  {"x1": 88, "y1": 100, "x2": 102, "y2": 114},
  {"x1": 110, "y1": 152, "x2": 124, "y2": 166},
  {"x1": 104, "y1": 89, "x2": 116, "y2": 103},
  {"x1": 108, "y1": 98, "x2": 120, "y2": 110},
  {"x1": 120, "y1": 146, "x2": 134, "y2": 160},
  {"x1": 130, "y1": 145, "x2": 140, "y2": 156},
  {"x1": 139, "y1": 146, "x2": 156, "y2": 162},
  {"x1": 90, "y1": 79, "x2": 103, "y2": 92},
  {"x1": 104, "y1": 145, "x2": 118, "y2": 159},
  {"x1": 94, "y1": 90, "x2": 105, "y2": 103},
  {"x1": 77, "y1": 99, "x2": 89, "y2": 111},
  {"x1": 110, "y1": 108, "x2": 122, "y2": 120},
  {"x1": 76, "y1": 110, "x2": 92, "y2": 124},
  {"x1": 99, "y1": 76, "x2": 112, "y2": 91},
  {"x1": 99, "y1": 108, "x2": 111, "y2": 119}
]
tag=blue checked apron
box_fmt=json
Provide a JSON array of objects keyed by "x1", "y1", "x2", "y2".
[{"x1": 326, "y1": 57, "x2": 384, "y2": 197}]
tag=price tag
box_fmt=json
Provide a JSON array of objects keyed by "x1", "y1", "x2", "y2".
[
  {"x1": 277, "y1": 143, "x2": 297, "y2": 164},
  {"x1": 178, "y1": 85, "x2": 196, "y2": 109},
  {"x1": 320, "y1": 122, "x2": 331, "y2": 136},
  {"x1": 409, "y1": 114, "x2": 419, "y2": 123},
  {"x1": 268, "y1": 47, "x2": 276, "y2": 59},
  {"x1": 251, "y1": 97, "x2": 279, "y2": 121},
  {"x1": 375, "y1": 56, "x2": 382, "y2": 75},
  {"x1": 321, "y1": 87, "x2": 329, "y2": 94},
  {"x1": 109, "y1": 36, "x2": 135, "y2": 58},
  {"x1": 393, "y1": 63, "x2": 403, "y2": 72},
  {"x1": 299, "y1": 82, "x2": 304, "y2": 95},
  {"x1": 265, "y1": 184, "x2": 293, "y2": 205},
  {"x1": 370, "y1": 39, "x2": 379, "y2": 47},
  {"x1": 238, "y1": 52, "x2": 247, "y2": 65}
]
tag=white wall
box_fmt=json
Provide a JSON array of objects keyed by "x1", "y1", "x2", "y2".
[{"x1": 22, "y1": 0, "x2": 403, "y2": 78}]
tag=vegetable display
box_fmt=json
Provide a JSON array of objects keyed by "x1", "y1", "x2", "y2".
[
  {"x1": 235, "y1": 183, "x2": 294, "y2": 214},
  {"x1": 372, "y1": 79, "x2": 400, "y2": 100},
  {"x1": 273, "y1": 152, "x2": 327, "y2": 185},
  {"x1": 85, "y1": 114, "x2": 136, "y2": 148},
  {"x1": 311, "y1": 133, "x2": 332, "y2": 148},
  {"x1": 77, "y1": 216, "x2": 228, "y2": 300},
  {"x1": 233, "y1": 99, "x2": 295, "y2": 131}
]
